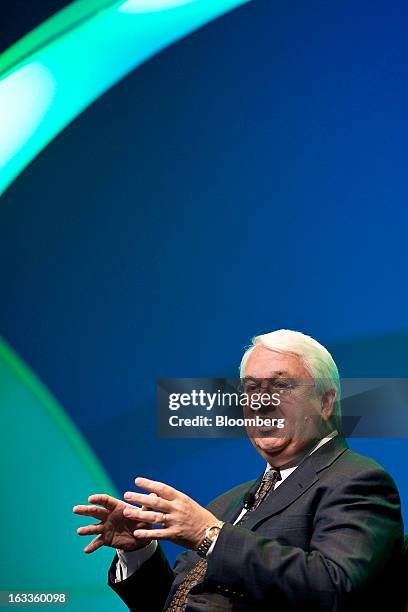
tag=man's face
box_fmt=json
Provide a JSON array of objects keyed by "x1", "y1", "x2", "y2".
[{"x1": 243, "y1": 346, "x2": 333, "y2": 468}]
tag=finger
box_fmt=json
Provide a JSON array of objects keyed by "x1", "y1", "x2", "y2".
[
  {"x1": 142, "y1": 492, "x2": 158, "y2": 511},
  {"x1": 121, "y1": 502, "x2": 151, "y2": 528},
  {"x1": 77, "y1": 523, "x2": 104, "y2": 536},
  {"x1": 133, "y1": 528, "x2": 171, "y2": 540},
  {"x1": 123, "y1": 507, "x2": 166, "y2": 525},
  {"x1": 123, "y1": 491, "x2": 172, "y2": 511},
  {"x1": 84, "y1": 535, "x2": 104, "y2": 554},
  {"x1": 134, "y1": 477, "x2": 178, "y2": 501},
  {"x1": 87, "y1": 494, "x2": 118, "y2": 511},
  {"x1": 72, "y1": 505, "x2": 109, "y2": 520}
]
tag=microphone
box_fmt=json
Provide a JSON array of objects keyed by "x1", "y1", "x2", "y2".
[
  {"x1": 242, "y1": 470, "x2": 266, "y2": 512},
  {"x1": 243, "y1": 490, "x2": 256, "y2": 510}
]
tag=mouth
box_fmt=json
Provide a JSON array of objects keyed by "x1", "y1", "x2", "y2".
[{"x1": 253, "y1": 426, "x2": 283, "y2": 437}]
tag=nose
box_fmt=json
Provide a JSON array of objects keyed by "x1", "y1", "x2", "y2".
[{"x1": 250, "y1": 388, "x2": 278, "y2": 413}]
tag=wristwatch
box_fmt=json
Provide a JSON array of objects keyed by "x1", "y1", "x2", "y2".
[{"x1": 196, "y1": 521, "x2": 225, "y2": 558}]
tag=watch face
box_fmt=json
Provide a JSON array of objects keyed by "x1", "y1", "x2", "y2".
[{"x1": 207, "y1": 525, "x2": 221, "y2": 540}]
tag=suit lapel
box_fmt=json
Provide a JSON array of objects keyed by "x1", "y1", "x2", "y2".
[{"x1": 243, "y1": 435, "x2": 349, "y2": 530}]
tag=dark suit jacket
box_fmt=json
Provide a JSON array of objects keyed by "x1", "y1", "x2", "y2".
[{"x1": 108, "y1": 436, "x2": 405, "y2": 611}]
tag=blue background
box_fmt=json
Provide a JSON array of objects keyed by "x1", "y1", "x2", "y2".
[{"x1": 1, "y1": 0, "x2": 407, "y2": 563}]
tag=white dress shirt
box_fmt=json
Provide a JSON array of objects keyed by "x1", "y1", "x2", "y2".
[{"x1": 115, "y1": 430, "x2": 338, "y2": 582}]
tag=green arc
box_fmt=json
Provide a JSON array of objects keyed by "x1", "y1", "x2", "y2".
[{"x1": 0, "y1": 0, "x2": 250, "y2": 197}]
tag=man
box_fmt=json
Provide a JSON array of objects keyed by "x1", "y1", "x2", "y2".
[{"x1": 73, "y1": 329, "x2": 405, "y2": 611}]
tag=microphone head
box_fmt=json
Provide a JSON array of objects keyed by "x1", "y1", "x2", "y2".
[
  {"x1": 242, "y1": 472, "x2": 265, "y2": 510},
  {"x1": 243, "y1": 491, "x2": 256, "y2": 509}
]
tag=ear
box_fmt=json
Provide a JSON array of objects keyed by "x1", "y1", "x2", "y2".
[{"x1": 321, "y1": 388, "x2": 336, "y2": 422}]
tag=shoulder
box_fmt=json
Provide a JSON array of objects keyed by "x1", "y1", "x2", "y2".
[
  {"x1": 333, "y1": 445, "x2": 395, "y2": 478},
  {"x1": 320, "y1": 444, "x2": 400, "y2": 498},
  {"x1": 312, "y1": 436, "x2": 397, "y2": 482}
]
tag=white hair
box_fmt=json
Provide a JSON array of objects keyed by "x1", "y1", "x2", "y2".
[{"x1": 240, "y1": 329, "x2": 341, "y2": 430}]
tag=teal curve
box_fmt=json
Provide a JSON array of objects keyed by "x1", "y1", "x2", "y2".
[{"x1": 0, "y1": 0, "x2": 250, "y2": 196}]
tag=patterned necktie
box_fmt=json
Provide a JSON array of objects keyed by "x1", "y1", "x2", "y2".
[
  {"x1": 165, "y1": 469, "x2": 281, "y2": 612},
  {"x1": 238, "y1": 468, "x2": 281, "y2": 522}
]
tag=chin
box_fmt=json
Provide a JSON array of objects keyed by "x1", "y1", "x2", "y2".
[{"x1": 254, "y1": 435, "x2": 291, "y2": 455}]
